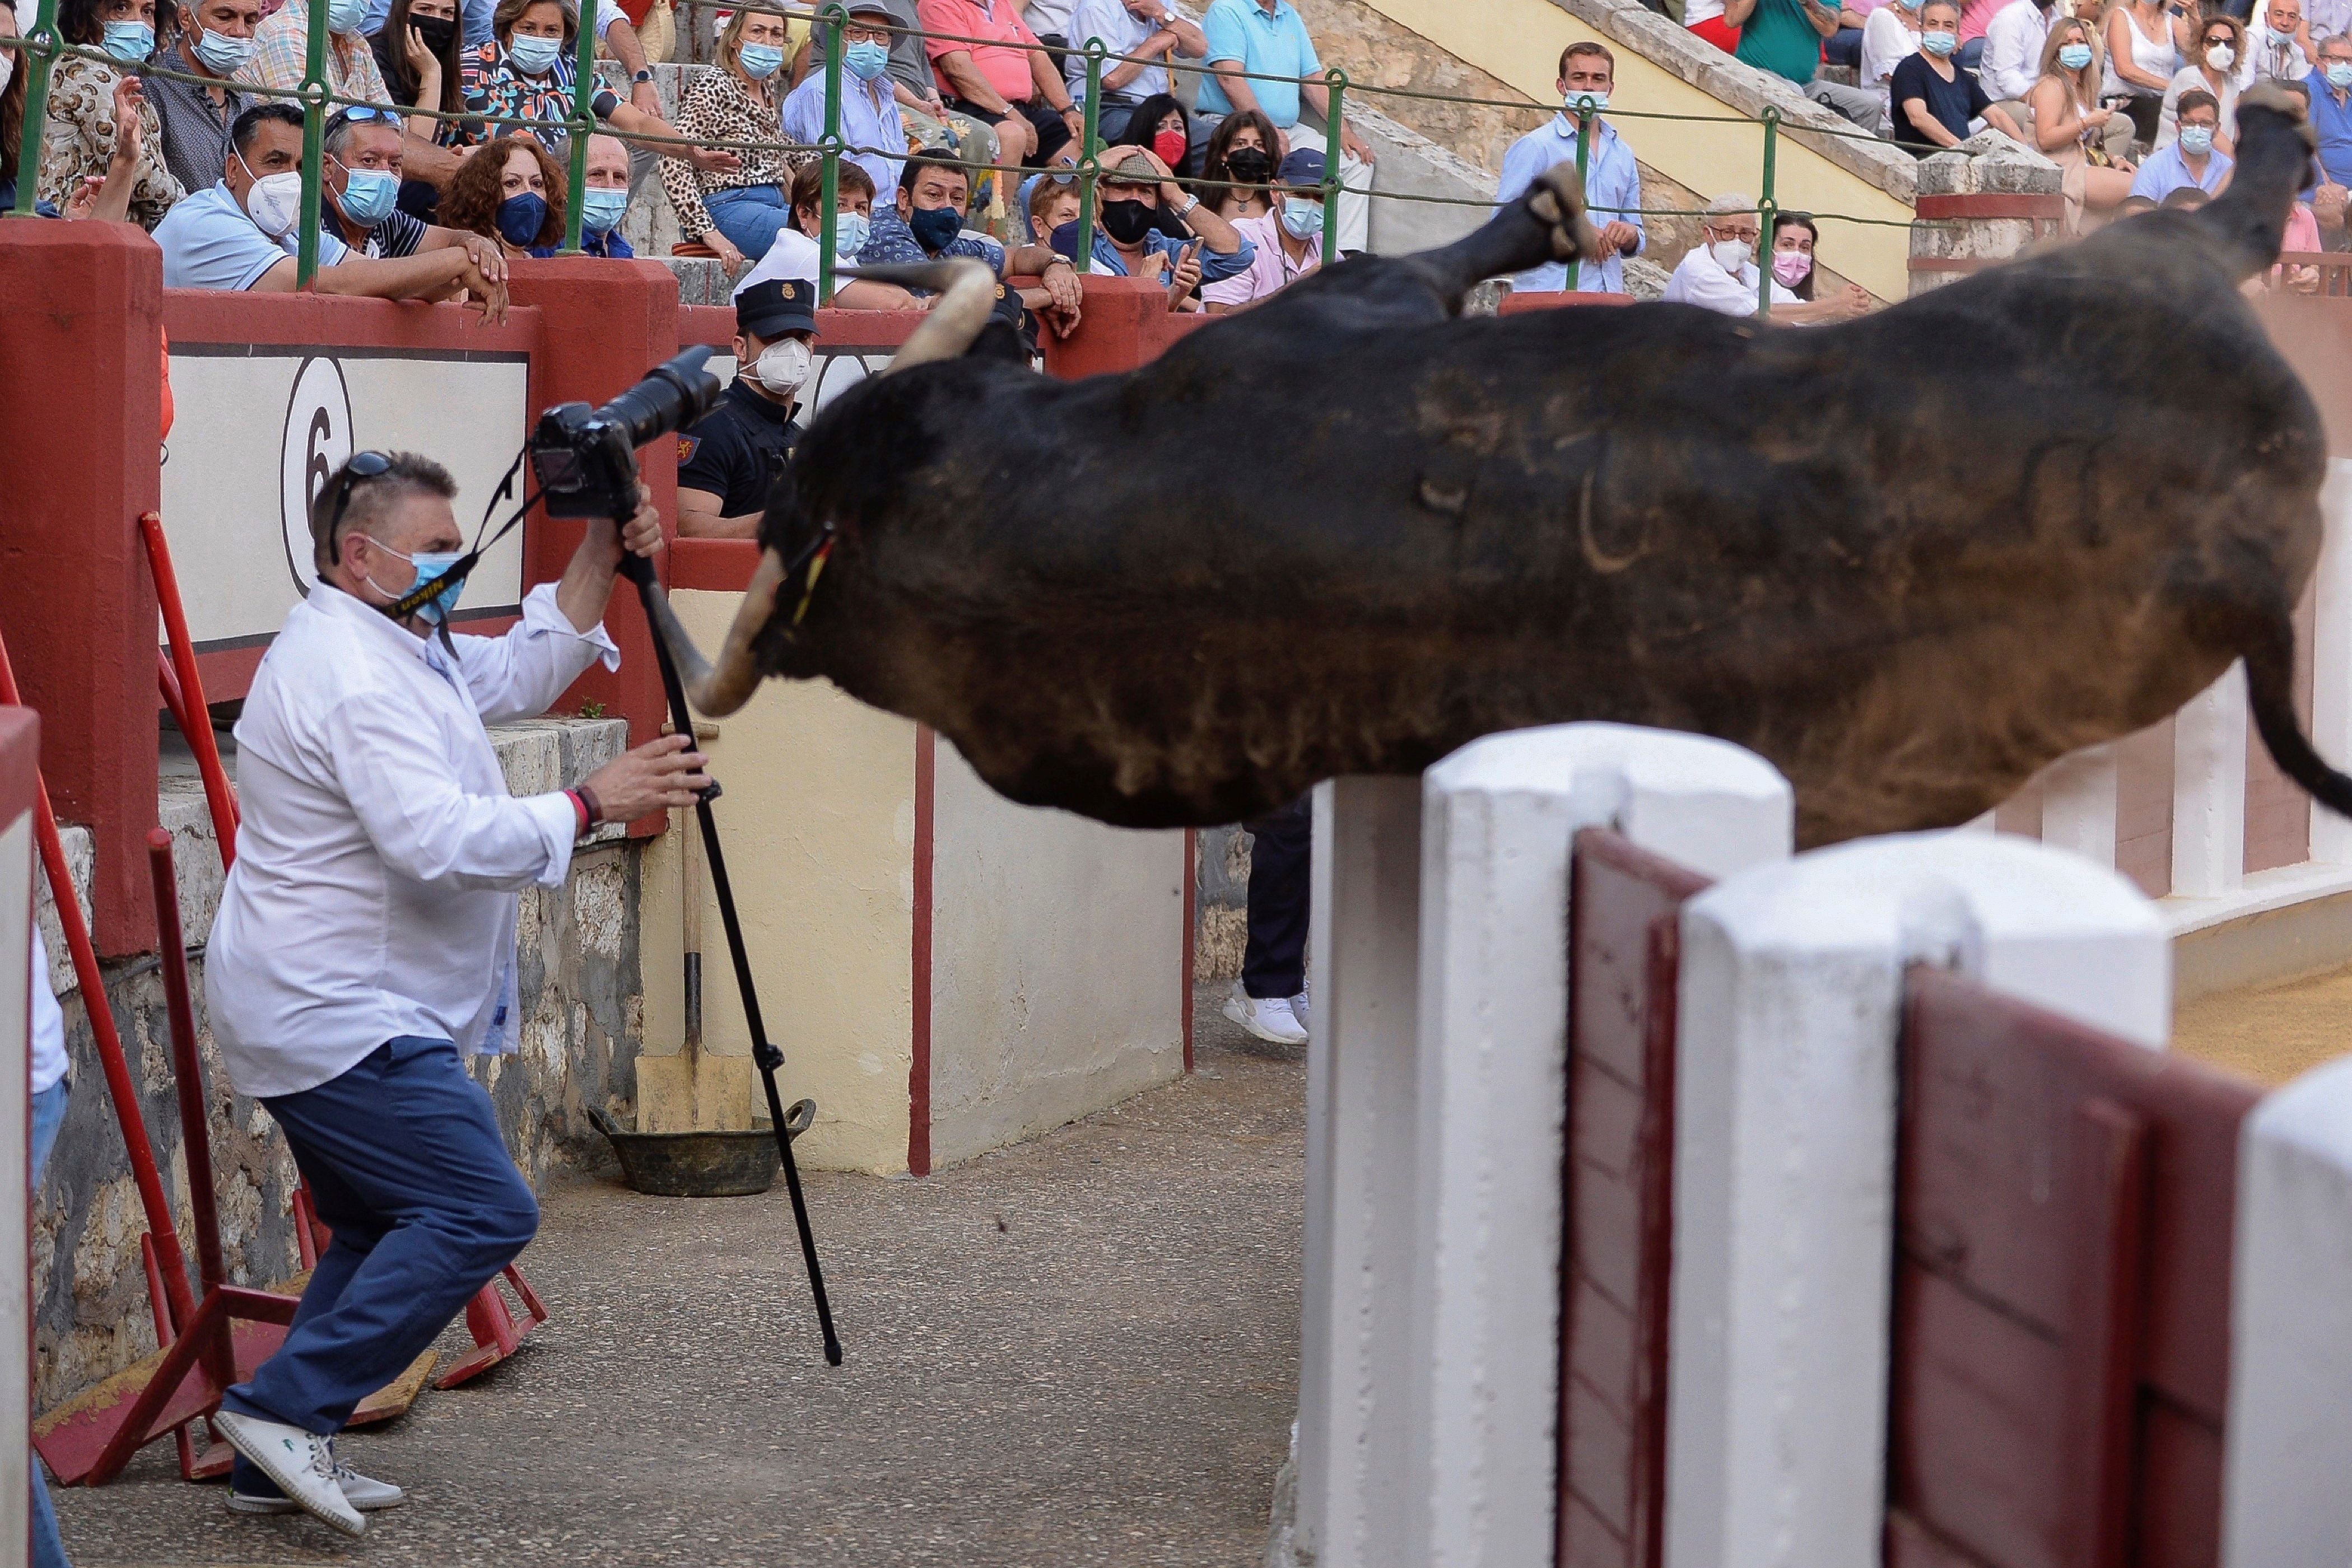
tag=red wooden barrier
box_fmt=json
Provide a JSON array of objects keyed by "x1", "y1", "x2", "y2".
[
  {"x1": 1888, "y1": 970, "x2": 2261, "y2": 1568},
  {"x1": 1559, "y1": 827, "x2": 1708, "y2": 1568}
]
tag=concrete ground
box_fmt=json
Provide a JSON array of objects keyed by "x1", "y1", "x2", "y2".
[
  {"x1": 53, "y1": 988, "x2": 1303, "y2": 1568},
  {"x1": 2173, "y1": 962, "x2": 2352, "y2": 1088}
]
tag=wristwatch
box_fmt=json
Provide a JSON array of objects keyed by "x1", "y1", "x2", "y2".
[
  {"x1": 632, "y1": 68, "x2": 653, "y2": 83},
  {"x1": 1172, "y1": 193, "x2": 1200, "y2": 220}
]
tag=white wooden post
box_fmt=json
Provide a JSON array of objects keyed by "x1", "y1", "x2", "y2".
[
  {"x1": 1405, "y1": 724, "x2": 1791, "y2": 1568},
  {"x1": 2174, "y1": 665, "x2": 2250, "y2": 896},
  {"x1": 2221, "y1": 1054, "x2": 2352, "y2": 1565},
  {"x1": 1667, "y1": 833, "x2": 2168, "y2": 1568},
  {"x1": 2040, "y1": 743, "x2": 2120, "y2": 867},
  {"x1": 0, "y1": 732, "x2": 32, "y2": 1568},
  {"x1": 2309, "y1": 458, "x2": 2352, "y2": 865}
]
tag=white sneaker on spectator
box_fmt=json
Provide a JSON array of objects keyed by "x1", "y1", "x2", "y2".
[
  {"x1": 213, "y1": 1411, "x2": 366, "y2": 1536},
  {"x1": 1223, "y1": 982, "x2": 1308, "y2": 1046},
  {"x1": 1291, "y1": 982, "x2": 1310, "y2": 1033},
  {"x1": 227, "y1": 1448, "x2": 405, "y2": 1514}
]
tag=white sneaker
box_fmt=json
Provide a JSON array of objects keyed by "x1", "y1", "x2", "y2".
[
  {"x1": 213, "y1": 1411, "x2": 367, "y2": 1536},
  {"x1": 227, "y1": 1449, "x2": 406, "y2": 1514},
  {"x1": 1291, "y1": 982, "x2": 1310, "y2": 1033},
  {"x1": 1223, "y1": 982, "x2": 1308, "y2": 1046}
]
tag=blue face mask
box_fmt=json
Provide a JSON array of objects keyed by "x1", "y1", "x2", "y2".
[
  {"x1": 908, "y1": 201, "x2": 963, "y2": 253},
  {"x1": 507, "y1": 31, "x2": 563, "y2": 72},
  {"x1": 835, "y1": 208, "x2": 871, "y2": 255},
  {"x1": 1921, "y1": 28, "x2": 1958, "y2": 53},
  {"x1": 336, "y1": 165, "x2": 400, "y2": 225},
  {"x1": 361, "y1": 538, "x2": 469, "y2": 626},
  {"x1": 2057, "y1": 41, "x2": 2092, "y2": 69},
  {"x1": 2178, "y1": 123, "x2": 2215, "y2": 153},
  {"x1": 189, "y1": 22, "x2": 255, "y2": 74},
  {"x1": 2329, "y1": 60, "x2": 2352, "y2": 86},
  {"x1": 581, "y1": 185, "x2": 628, "y2": 232},
  {"x1": 496, "y1": 190, "x2": 547, "y2": 244},
  {"x1": 1279, "y1": 194, "x2": 1322, "y2": 240},
  {"x1": 844, "y1": 39, "x2": 890, "y2": 80},
  {"x1": 738, "y1": 41, "x2": 785, "y2": 78},
  {"x1": 325, "y1": 0, "x2": 366, "y2": 31},
  {"x1": 101, "y1": 18, "x2": 154, "y2": 62}
]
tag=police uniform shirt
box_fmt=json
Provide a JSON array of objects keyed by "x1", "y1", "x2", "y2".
[{"x1": 676, "y1": 377, "x2": 802, "y2": 518}]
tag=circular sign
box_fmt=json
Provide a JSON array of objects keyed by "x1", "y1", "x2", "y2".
[{"x1": 279, "y1": 356, "x2": 353, "y2": 596}]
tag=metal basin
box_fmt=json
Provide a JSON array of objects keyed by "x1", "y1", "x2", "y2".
[{"x1": 589, "y1": 1100, "x2": 813, "y2": 1198}]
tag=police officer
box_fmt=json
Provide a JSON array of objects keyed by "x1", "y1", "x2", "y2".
[{"x1": 676, "y1": 278, "x2": 816, "y2": 539}]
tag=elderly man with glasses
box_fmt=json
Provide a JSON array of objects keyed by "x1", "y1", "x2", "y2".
[
  {"x1": 316, "y1": 104, "x2": 510, "y2": 277},
  {"x1": 1662, "y1": 192, "x2": 1804, "y2": 316}
]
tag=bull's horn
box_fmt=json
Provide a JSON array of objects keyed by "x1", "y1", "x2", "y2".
[
  {"x1": 641, "y1": 547, "x2": 788, "y2": 717},
  {"x1": 856, "y1": 259, "x2": 999, "y2": 374}
]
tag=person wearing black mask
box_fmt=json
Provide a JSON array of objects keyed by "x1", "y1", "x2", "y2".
[
  {"x1": 858, "y1": 151, "x2": 1087, "y2": 334},
  {"x1": 367, "y1": 0, "x2": 468, "y2": 216},
  {"x1": 1047, "y1": 146, "x2": 1251, "y2": 311},
  {"x1": 1202, "y1": 106, "x2": 1279, "y2": 221}
]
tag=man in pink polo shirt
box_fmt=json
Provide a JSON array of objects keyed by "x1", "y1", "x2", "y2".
[
  {"x1": 1203, "y1": 147, "x2": 1325, "y2": 313},
  {"x1": 917, "y1": 0, "x2": 1087, "y2": 169}
]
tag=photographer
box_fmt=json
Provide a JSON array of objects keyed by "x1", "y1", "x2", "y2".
[{"x1": 203, "y1": 451, "x2": 709, "y2": 1536}]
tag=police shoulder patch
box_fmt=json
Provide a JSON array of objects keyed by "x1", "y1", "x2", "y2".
[{"x1": 677, "y1": 434, "x2": 700, "y2": 464}]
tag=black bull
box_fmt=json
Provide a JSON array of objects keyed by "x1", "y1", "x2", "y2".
[{"x1": 648, "y1": 85, "x2": 2352, "y2": 848}]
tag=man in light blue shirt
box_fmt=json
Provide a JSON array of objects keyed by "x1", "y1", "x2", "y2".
[
  {"x1": 783, "y1": 1, "x2": 907, "y2": 204},
  {"x1": 2129, "y1": 89, "x2": 2235, "y2": 203},
  {"x1": 1196, "y1": 0, "x2": 1373, "y2": 252},
  {"x1": 1494, "y1": 41, "x2": 1644, "y2": 295}
]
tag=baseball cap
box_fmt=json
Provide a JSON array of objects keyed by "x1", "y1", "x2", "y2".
[
  {"x1": 737, "y1": 277, "x2": 817, "y2": 339},
  {"x1": 1277, "y1": 148, "x2": 1326, "y2": 186}
]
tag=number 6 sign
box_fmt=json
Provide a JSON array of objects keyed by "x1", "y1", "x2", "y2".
[{"x1": 278, "y1": 356, "x2": 353, "y2": 596}]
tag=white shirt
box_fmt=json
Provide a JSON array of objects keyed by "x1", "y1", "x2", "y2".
[
  {"x1": 1065, "y1": 0, "x2": 1190, "y2": 100},
  {"x1": 1023, "y1": 0, "x2": 1078, "y2": 33},
  {"x1": 204, "y1": 582, "x2": 618, "y2": 1098},
  {"x1": 731, "y1": 228, "x2": 862, "y2": 298},
  {"x1": 1661, "y1": 244, "x2": 1800, "y2": 316},
  {"x1": 1980, "y1": 0, "x2": 2054, "y2": 101},
  {"x1": 29, "y1": 925, "x2": 65, "y2": 1095}
]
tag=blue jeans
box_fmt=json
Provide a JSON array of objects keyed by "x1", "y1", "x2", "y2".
[
  {"x1": 222, "y1": 1038, "x2": 535, "y2": 1497},
  {"x1": 30, "y1": 1080, "x2": 68, "y2": 1568},
  {"x1": 702, "y1": 185, "x2": 796, "y2": 262},
  {"x1": 1955, "y1": 34, "x2": 1986, "y2": 71},
  {"x1": 1824, "y1": 24, "x2": 1863, "y2": 65}
]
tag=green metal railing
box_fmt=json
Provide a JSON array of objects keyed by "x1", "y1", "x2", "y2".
[{"x1": 4, "y1": 0, "x2": 1934, "y2": 318}]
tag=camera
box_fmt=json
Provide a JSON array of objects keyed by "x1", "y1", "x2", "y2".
[{"x1": 529, "y1": 346, "x2": 725, "y2": 522}]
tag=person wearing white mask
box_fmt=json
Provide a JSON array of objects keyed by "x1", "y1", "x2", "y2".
[
  {"x1": 2160, "y1": 13, "x2": 2246, "y2": 151},
  {"x1": 1662, "y1": 193, "x2": 1806, "y2": 316},
  {"x1": 33, "y1": 0, "x2": 184, "y2": 227},
  {"x1": 677, "y1": 279, "x2": 819, "y2": 539},
  {"x1": 142, "y1": 0, "x2": 259, "y2": 198},
  {"x1": 154, "y1": 101, "x2": 506, "y2": 305},
  {"x1": 2255, "y1": 0, "x2": 2313, "y2": 80},
  {"x1": 1493, "y1": 41, "x2": 1644, "y2": 296}
]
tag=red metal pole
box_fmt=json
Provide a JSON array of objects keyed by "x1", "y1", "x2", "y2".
[
  {"x1": 146, "y1": 829, "x2": 223, "y2": 1300},
  {"x1": 0, "y1": 633, "x2": 197, "y2": 1330},
  {"x1": 139, "y1": 514, "x2": 240, "y2": 864},
  {"x1": 156, "y1": 652, "x2": 191, "y2": 738}
]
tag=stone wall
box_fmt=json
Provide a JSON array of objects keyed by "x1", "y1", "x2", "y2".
[{"x1": 30, "y1": 718, "x2": 640, "y2": 1410}]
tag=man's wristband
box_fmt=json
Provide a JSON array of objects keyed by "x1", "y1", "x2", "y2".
[{"x1": 569, "y1": 786, "x2": 604, "y2": 834}]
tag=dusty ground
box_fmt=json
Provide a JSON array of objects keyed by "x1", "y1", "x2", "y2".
[
  {"x1": 2173, "y1": 963, "x2": 2352, "y2": 1088},
  {"x1": 53, "y1": 989, "x2": 1304, "y2": 1568}
]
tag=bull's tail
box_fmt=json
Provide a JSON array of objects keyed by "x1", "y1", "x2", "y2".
[
  {"x1": 2194, "y1": 82, "x2": 2321, "y2": 283},
  {"x1": 2247, "y1": 600, "x2": 2352, "y2": 819}
]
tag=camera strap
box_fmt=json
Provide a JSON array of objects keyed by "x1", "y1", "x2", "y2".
[{"x1": 383, "y1": 448, "x2": 535, "y2": 623}]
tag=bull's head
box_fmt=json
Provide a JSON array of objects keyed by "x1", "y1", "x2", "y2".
[{"x1": 641, "y1": 259, "x2": 1001, "y2": 715}]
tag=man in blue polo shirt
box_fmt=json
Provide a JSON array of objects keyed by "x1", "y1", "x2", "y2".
[
  {"x1": 1494, "y1": 40, "x2": 1644, "y2": 295},
  {"x1": 2311, "y1": 33, "x2": 2352, "y2": 185},
  {"x1": 2130, "y1": 90, "x2": 2235, "y2": 202},
  {"x1": 1196, "y1": 0, "x2": 1376, "y2": 253}
]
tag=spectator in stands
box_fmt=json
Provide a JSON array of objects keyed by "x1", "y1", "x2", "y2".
[
  {"x1": 0, "y1": 6, "x2": 26, "y2": 211},
  {"x1": 1861, "y1": 0, "x2": 1922, "y2": 127},
  {"x1": 1684, "y1": 0, "x2": 1753, "y2": 54},
  {"x1": 251, "y1": 0, "x2": 394, "y2": 119},
  {"x1": 860, "y1": 150, "x2": 1086, "y2": 333},
  {"x1": 678, "y1": 278, "x2": 816, "y2": 539},
  {"x1": 1736, "y1": 0, "x2": 1890, "y2": 132},
  {"x1": 660, "y1": 4, "x2": 810, "y2": 270},
  {"x1": 318, "y1": 102, "x2": 516, "y2": 284},
  {"x1": 43, "y1": 71, "x2": 152, "y2": 220},
  {"x1": 1893, "y1": 1, "x2": 2025, "y2": 151},
  {"x1": 2134, "y1": 87, "x2": 2233, "y2": 199},
  {"x1": 918, "y1": 0, "x2": 1086, "y2": 169},
  {"x1": 800, "y1": 0, "x2": 1004, "y2": 203},
  {"x1": 1023, "y1": 0, "x2": 1073, "y2": 51},
  {"x1": 144, "y1": 0, "x2": 259, "y2": 199},
  {"x1": 2312, "y1": 32, "x2": 2352, "y2": 185},
  {"x1": 2312, "y1": 0, "x2": 2351, "y2": 45},
  {"x1": 1663, "y1": 192, "x2": 1798, "y2": 314},
  {"x1": 1065, "y1": 0, "x2": 1205, "y2": 143},
  {"x1": 1764, "y1": 210, "x2": 1872, "y2": 321},
  {"x1": 2162, "y1": 184, "x2": 2210, "y2": 206},
  {"x1": 1494, "y1": 41, "x2": 1642, "y2": 297},
  {"x1": 1978, "y1": 0, "x2": 2055, "y2": 132},
  {"x1": 2104, "y1": 0, "x2": 2179, "y2": 146},
  {"x1": 551, "y1": 127, "x2": 632, "y2": 254},
  {"x1": 733, "y1": 158, "x2": 920, "y2": 307},
  {"x1": 1109, "y1": 91, "x2": 1195, "y2": 181},
  {"x1": 1026, "y1": 166, "x2": 1079, "y2": 242},
  {"x1": 1195, "y1": 0, "x2": 1374, "y2": 254},
  {"x1": 2032, "y1": 20, "x2": 2137, "y2": 226},
  {"x1": 782, "y1": 0, "x2": 905, "y2": 204},
  {"x1": 1825, "y1": 0, "x2": 1883, "y2": 70},
  {"x1": 2255, "y1": 0, "x2": 2314, "y2": 79},
  {"x1": 1953, "y1": 0, "x2": 1999, "y2": 71},
  {"x1": 365, "y1": 0, "x2": 468, "y2": 210},
  {"x1": 2162, "y1": 15, "x2": 2246, "y2": 152},
  {"x1": 1203, "y1": 144, "x2": 1320, "y2": 312},
  {"x1": 155, "y1": 101, "x2": 507, "y2": 306},
  {"x1": 1200, "y1": 106, "x2": 1278, "y2": 220},
  {"x1": 437, "y1": 128, "x2": 563, "y2": 255},
  {"x1": 36, "y1": 0, "x2": 184, "y2": 228},
  {"x1": 1059, "y1": 146, "x2": 1249, "y2": 309},
  {"x1": 459, "y1": 0, "x2": 714, "y2": 166}
]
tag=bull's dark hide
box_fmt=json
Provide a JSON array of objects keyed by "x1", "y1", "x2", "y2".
[{"x1": 714, "y1": 86, "x2": 2347, "y2": 847}]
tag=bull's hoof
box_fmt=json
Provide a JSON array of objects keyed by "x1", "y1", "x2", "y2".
[
  {"x1": 2241, "y1": 80, "x2": 2319, "y2": 151},
  {"x1": 1527, "y1": 164, "x2": 1606, "y2": 266}
]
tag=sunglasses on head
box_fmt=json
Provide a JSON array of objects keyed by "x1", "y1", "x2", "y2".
[
  {"x1": 322, "y1": 450, "x2": 393, "y2": 556},
  {"x1": 325, "y1": 105, "x2": 403, "y2": 136}
]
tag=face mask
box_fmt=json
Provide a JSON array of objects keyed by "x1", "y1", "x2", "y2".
[
  {"x1": 101, "y1": 18, "x2": 154, "y2": 62},
  {"x1": 336, "y1": 164, "x2": 400, "y2": 224},
  {"x1": 507, "y1": 31, "x2": 563, "y2": 71},
  {"x1": 190, "y1": 22, "x2": 256, "y2": 74},
  {"x1": 410, "y1": 15, "x2": 455, "y2": 54},
  {"x1": 2058, "y1": 41, "x2": 2092, "y2": 69},
  {"x1": 1101, "y1": 196, "x2": 1156, "y2": 244},
  {"x1": 737, "y1": 40, "x2": 784, "y2": 78},
  {"x1": 1279, "y1": 194, "x2": 1321, "y2": 240},
  {"x1": 1897, "y1": 0, "x2": 1922, "y2": 12},
  {"x1": 580, "y1": 186, "x2": 628, "y2": 232},
  {"x1": 907, "y1": 201, "x2": 963, "y2": 251},
  {"x1": 2207, "y1": 41, "x2": 2236, "y2": 64},
  {"x1": 2179, "y1": 123, "x2": 2216, "y2": 153},
  {"x1": 1772, "y1": 250, "x2": 1812, "y2": 286},
  {"x1": 1709, "y1": 236, "x2": 1751, "y2": 272},
  {"x1": 1921, "y1": 28, "x2": 1957, "y2": 53},
  {"x1": 1148, "y1": 128, "x2": 1187, "y2": 169},
  {"x1": 844, "y1": 38, "x2": 889, "y2": 78},
  {"x1": 2269, "y1": 24, "x2": 2297, "y2": 46},
  {"x1": 494, "y1": 190, "x2": 547, "y2": 244},
  {"x1": 357, "y1": 536, "x2": 469, "y2": 626},
  {"x1": 0, "y1": 52, "x2": 12, "y2": 94},
  {"x1": 1564, "y1": 89, "x2": 1609, "y2": 115},
  {"x1": 751, "y1": 338, "x2": 812, "y2": 397},
  {"x1": 2328, "y1": 59, "x2": 2352, "y2": 85},
  {"x1": 326, "y1": 0, "x2": 367, "y2": 31},
  {"x1": 239, "y1": 155, "x2": 305, "y2": 236},
  {"x1": 1223, "y1": 146, "x2": 1271, "y2": 183},
  {"x1": 835, "y1": 208, "x2": 870, "y2": 254}
]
